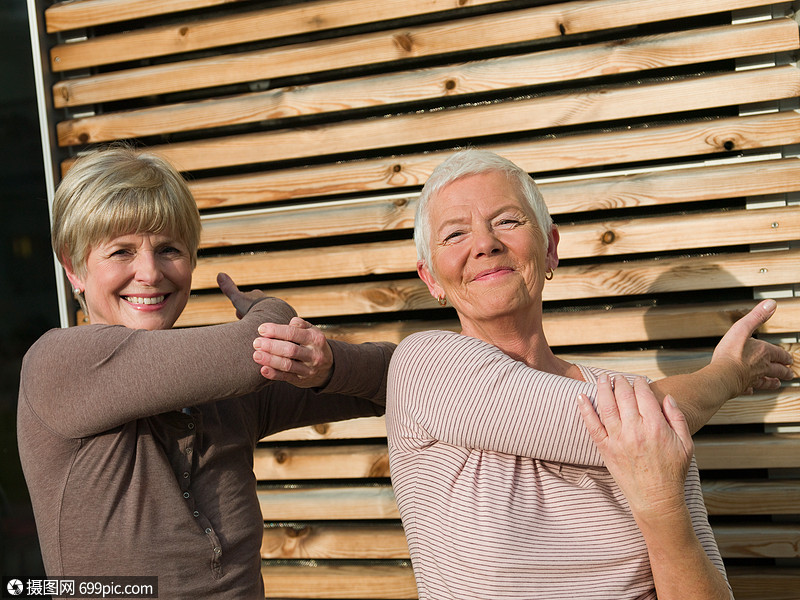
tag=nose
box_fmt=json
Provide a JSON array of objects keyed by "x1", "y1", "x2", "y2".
[
  {"x1": 133, "y1": 251, "x2": 164, "y2": 286},
  {"x1": 472, "y1": 224, "x2": 504, "y2": 258}
]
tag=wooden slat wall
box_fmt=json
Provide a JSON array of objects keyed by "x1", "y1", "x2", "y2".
[{"x1": 37, "y1": 0, "x2": 800, "y2": 598}]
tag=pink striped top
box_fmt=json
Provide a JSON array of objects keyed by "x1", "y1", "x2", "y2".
[{"x1": 386, "y1": 330, "x2": 728, "y2": 600}]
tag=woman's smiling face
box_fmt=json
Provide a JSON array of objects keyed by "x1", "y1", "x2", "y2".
[
  {"x1": 418, "y1": 170, "x2": 558, "y2": 331},
  {"x1": 65, "y1": 231, "x2": 193, "y2": 331}
]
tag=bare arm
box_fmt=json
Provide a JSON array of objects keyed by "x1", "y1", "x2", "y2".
[
  {"x1": 650, "y1": 299, "x2": 794, "y2": 433},
  {"x1": 578, "y1": 376, "x2": 731, "y2": 600}
]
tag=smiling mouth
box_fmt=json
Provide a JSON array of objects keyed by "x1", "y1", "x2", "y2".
[
  {"x1": 123, "y1": 295, "x2": 167, "y2": 305},
  {"x1": 473, "y1": 267, "x2": 514, "y2": 281}
]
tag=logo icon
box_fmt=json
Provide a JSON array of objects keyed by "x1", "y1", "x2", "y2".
[{"x1": 6, "y1": 579, "x2": 24, "y2": 596}]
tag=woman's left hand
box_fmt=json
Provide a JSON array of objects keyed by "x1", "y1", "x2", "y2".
[
  {"x1": 577, "y1": 375, "x2": 693, "y2": 519},
  {"x1": 253, "y1": 317, "x2": 334, "y2": 388},
  {"x1": 217, "y1": 272, "x2": 266, "y2": 319}
]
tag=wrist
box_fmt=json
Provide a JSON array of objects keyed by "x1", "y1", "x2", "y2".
[{"x1": 703, "y1": 357, "x2": 745, "y2": 399}]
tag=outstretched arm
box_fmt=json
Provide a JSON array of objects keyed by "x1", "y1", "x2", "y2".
[
  {"x1": 578, "y1": 376, "x2": 731, "y2": 600},
  {"x1": 650, "y1": 299, "x2": 794, "y2": 433},
  {"x1": 21, "y1": 273, "x2": 297, "y2": 438}
]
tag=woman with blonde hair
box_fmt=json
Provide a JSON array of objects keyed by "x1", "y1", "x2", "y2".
[{"x1": 19, "y1": 145, "x2": 393, "y2": 598}]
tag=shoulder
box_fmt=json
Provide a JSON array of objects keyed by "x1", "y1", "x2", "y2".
[
  {"x1": 23, "y1": 324, "x2": 133, "y2": 367},
  {"x1": 578, "y1": 364, "x2": 648, "y2": 384},
  {"x1": 392, "y1": 330, "x2": 481, "y2": 369},
  {"x1": 394, "y1": 329, "x2": 499, "y2": 359}
]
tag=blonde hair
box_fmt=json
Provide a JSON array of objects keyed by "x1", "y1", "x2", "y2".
[{"x1": 51, "y1": 146, "x2": 201, "y2": 277}]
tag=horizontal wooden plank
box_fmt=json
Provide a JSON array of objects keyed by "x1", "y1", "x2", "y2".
[
  {"x1": 124, "y1": 66, "x2": 800, "y2": 173},
  {"x1": 262, "y1": 416, "x2": 388, "y2": 443},
  {"x1": 254, "y1": 433, "x2": 800, "y2": 480},
  {"x1": 255, "y1": 444, "x2": 390, "y2": 480},
  {"x1": 708, "y1": 386, "x2": 800, "y2": 426},
  {"x1": 179, "y1": 249, "x2": 800, "y2": 326},
  {"x1": 261, "y1": 521, "x2": 800, "y2": 560},
  {"x1": 50, "y1": 0, "x2": 783, "y2": 106},
  {"x1": 192, "y1": 239, "x2": 416, "y2": 290},
  {"x1": 703, "y1": 479, "x2": 800, "y2": 515},
  {"x1": 258, "y1": 486, "x2": 399, "y2": 521},
  {"x1": 50, "y1": 0, "x2": 511, "y2": 71},
  {"x1": 561, "y1": 204, "x2": 800, "y2": 259},
  {"x1": 198, "y1": 194, "x2": 416, "y2": 247},
  {"x1": 727, "y1": 567, "x2": 800, "y2": 600},
  {"x1": 56, "y1": 18, "x2": 800, "y2": 145},
  {"x1": 694, "y1": 433, "x2": 800, "y2": 469},
  {"x1": 316, "y1": 296, "x2": 800, "y2": 347},
  {"x1": 256, "y1": 564, "x2": 800, "y2": 600},
  {"x1": 190, "y1": 207, "x2": 800, "y2": 290},
  {"x1": 261, "y1": 523, "x2": 408, "y2": 560},
  {"x1": 258, "y1": 479, "x2": 800, "y2": 519},
  {"x1": 540, "y1": 157, "x2": 800, "y2": 215},
  {"x1": 44, "y1": 0, "x2": 247, "y2": 33},
  {"x1": 262, "y1": 563, "x2": 416, "y2": 599},
  {"x1": 184, "y1": 112, "x2": 800, "y2": 208},
  {"x1": 197, "y1": 159, "x2": 800, "y2": 244},
  {"x1": 714, "y1": 523, "x2": 800, "y2": 559}
]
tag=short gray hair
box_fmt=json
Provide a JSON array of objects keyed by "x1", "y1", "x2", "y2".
[{"x1": 414, "y1": 149, "x2": 553, "y2": 269}]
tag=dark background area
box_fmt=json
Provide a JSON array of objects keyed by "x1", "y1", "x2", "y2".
[{"x1": 0, "y1": 0, "x2": 60, "y2": 579}]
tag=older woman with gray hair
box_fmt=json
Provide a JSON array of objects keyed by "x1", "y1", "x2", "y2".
[
  {"x1": 18, "y1": 145, "x2": 393, "y2": 598},
  {"x1": 386, "y1": 149, "x2": 793, "y2": 599}
]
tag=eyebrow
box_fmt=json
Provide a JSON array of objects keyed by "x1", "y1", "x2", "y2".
[{"x1": 434, "y1": 204, "x2": 526, "y2": 234}]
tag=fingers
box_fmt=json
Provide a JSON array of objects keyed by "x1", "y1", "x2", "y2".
[
  {"x1": 253, "y1": 318, "x2": 334, "y2": 387},
  {"x1": 289, "y1": 316, "x2": 312, "y2": 329},
  {"x1": 594, "y1": 373, "x2": 621, "y2": 432},
  {"x1": 630, "y1": 377, "x2": 664, "y2": 422},
  {"x1": 577, "y1": 393, "x2": 606, "y2": 445},
  {"x1": 257, "y1": 321, "x2": 315, "y2": 346},
  {"x1": 662, "y1": 395, "x2": 693, "y2": 455},
  {"x1": 736, "y1": 298, "x2": 777, "y2": 337},
  {"x1": 216, "y1": 272, "x2": 238, "y2": 299}
]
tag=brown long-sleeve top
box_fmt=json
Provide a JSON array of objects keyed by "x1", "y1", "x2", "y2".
[
  {"x1": 386, "y1": 330, "x2": 728, "y2": 600},
  {"x1": 18, "y1": 297, "x2": 394, "y2": 599}
]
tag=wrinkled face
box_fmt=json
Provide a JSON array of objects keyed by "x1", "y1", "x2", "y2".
[
  {"x1": 418, "y1": 171, "x2": 558, "y2": 333},
  {"x1": 65, "y1": 232, "x2": 193, "y2": 331}
]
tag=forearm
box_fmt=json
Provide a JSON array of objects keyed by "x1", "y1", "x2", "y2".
[
  {"x1": 649, "y1": 361, "x2": 741, "y2": 433},
  {"x1": 323, "y1": 339, "x2": 395, "y2": 405},
  {"x1": 24, "y1": 297, "x2": 297, "y2": 438},
  {"x1": 387, "y1": 331, "x2": 604, "y2": 465},
  {"x1": 636, "y1": 505, "x2": 731, "y2": 600}
]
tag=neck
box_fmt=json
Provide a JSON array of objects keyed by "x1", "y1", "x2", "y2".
[{"x1": 460, "y1": 312, "x2": 574, "y2": 377}]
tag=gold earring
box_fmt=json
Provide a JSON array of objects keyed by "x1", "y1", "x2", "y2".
[
  {"x1": 545, "y1": 269, "x2": 554, "y2": 281},
  {"x1": 437, "y1": 296, "x2": 447, "y2": 306}
]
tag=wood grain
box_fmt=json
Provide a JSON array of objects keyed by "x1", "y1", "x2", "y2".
[
  {"x1": 98, "y1": 66, "x2": 800, "y2": 173},
  {"x1": 50, "y1": 0, "x2": 511, "y2": 71},
  {"x1": 55, "y1": 19, "x2": 799, "y2": 144},
  {"x1": 49, "y1": 0, "x2": 785, "y2": 106},
  {"x1": 182, "y1": 112, "x2": 800, "y2": 207},
  {"x1": 261, "y1": 563, "x2": 417, "y2": 599}
]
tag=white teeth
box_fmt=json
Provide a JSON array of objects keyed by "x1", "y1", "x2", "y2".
[{"x1": 124, "y1": 295, "x2": 165, "y2": 305}]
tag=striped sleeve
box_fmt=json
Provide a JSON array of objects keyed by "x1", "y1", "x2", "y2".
[{"x1": 386, "y1": 330, "x2": 604, "y2": 466}]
